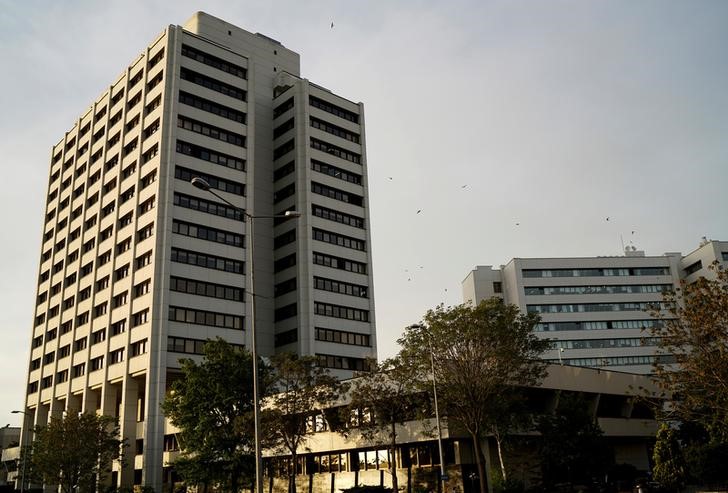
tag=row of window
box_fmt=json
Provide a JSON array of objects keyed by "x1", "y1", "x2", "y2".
[
  {"x1": 179, "y1": 91, "x2": 246, "y2": 124},
  {"x1": 174, "y1": 192, "x2": 243, "y2": 221},
  {"x1": 524, "y1": 284, "x2": 673, "y2": 296},
  {"x1": 170, "y1": 275, "x2": 244, "y2": 302},
  {"x1": 315, "y1": 327, "x2": 370, "y2": 347},
  {"x1": 522, "y1": 267, "x2": 670, "y2": 278},
  {"x1": 557, "y1": 354, "x2": 676, "y2": 368},
  {"x1": 172, "y1": 220, "x2": 243, "y2": 247},
  {"x1": 181, "y1": 44, "x2": 247, "y2": 79},
  {"x1": 180, "y1": 67, "x2": 246, "y2": 101},
  {"x1": 311, "y1": 181, "x2": 364, "y2": 207},
  {"x1": 535, "y1": 319, "x2": 661, "y2": 332},
  {"x1": 273, "y1": 118, "x2": 294, "y2": 139},
  {"x1": 527, "y1": 302, "x2": 661, "y2": 314},
  {"x1": 314, "y1": 301, "x2": 369, "y2": 322},
  {"x1": 176, "y1": 140, "x2": 245, "y2": 171},
  {"x1": 175, "y1": 166, "x2": 245, "y2": 196},
  {"x1": 178, "y1": 115, "x2": 246, "y2": 147},
  {"x1": 309, "y1": 96, "x2": 359, "y2": 124},
  {"x1": 311, "y1": 138, "x2": 361, "y2": 164},
  {"x1": 171, "y1": 247, "x2": 244, "y2": 274},
  {"x1": 313, "y1": 228, "x2": 366, "y2": 252},
  {"x1": 550, "y1": 336, "x2": 660, "y2": 350},
  {"x1": 316, "y1": 353, "x2": 370, "y2": 371},
  {"x1": 312, "y1": 204, "x2": 365, "y2": 229},
  {"x1": 274, "y1": 139, "x2": 295, "y2": 160},
  {"x1": 273, "y1": 97, "x2": 294, "y2": 118},
  {"x1": 314, "y1": 276, "x2": 368, "y2": 298},
  {"x1": 169, "y1": 306, "x2": 243, "y2": 330},
  {"x1": 313, "y1": 251, "x2": 367, "y2": 274},
  {"x1": 310, "y1": 117, "x2": 360, "y2": 143},
  {"x1": 266, "y1": 442, "x2": 448, "y2": 477},
  {"x1": 273, "y1": 161, "x2": 295, "y2": 182},
  {"x1": 311, "y1": 159, "x2": 362, "y2": 185},
  {"x1": 168, "y1": 336, "x2": 209, "y2": 355}
]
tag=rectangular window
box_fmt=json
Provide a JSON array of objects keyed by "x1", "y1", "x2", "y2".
[
  {"x1": 312, "y1": 204, "x2": 365, "y2": 229},
  {"x1": 174, "y1": 192, "x2": 243, "y2": 221},
  {"x1": 312, "y1": 251, "x2": 367, "y2": 274},
  {"x1": 311, "y1": 159, "x2": 362, "y2": 185},
  {"x1": 130, "y1": 338, "x2": 148, "y2": 357},
  {"x1": 168, "y1": 306, "x2": 243, "y2": 330},
  {"x1": 74, "y1": 337, "x2": 87, "y2": 352},
  {"x1": 312, "y1": 228, "x2": 366, "y2": 251},
  {"x1": 171, "y1": 247, "x2": 243, "y2": 274},
  {"x1": 170, "y1": 276, "x2": 243, "y2": 302},
  {"x1": 177, "y1": 115, "x2": 246, "y2": 147},
  {"x1": 311, "y1": 182, "x2": 363, "y2": 206},
  {"x1": 314, "y1": 302, "x2": 369, "y2": 322},
  {"x1": 176, "y1": 140, "x2": 245, "y2": 171},
  {"x1": 314, "y1": 276, "x2": 368, "y2": 298},
  {"x1": 310, "y1": 116, "x2": 360, "y2": 143},
  {"x1": 111, "y1": 319, "x2": 127, "y2": 336},
  {"x1": 181, "y1": 44, "x2": 247, "y2": 79},
  {"x1": 310, "y1": 138, "x2": 360, "y2": 164},
  {"x1": 174, "y1": 167, "x2": 245, "y2": 196},
  {"x1": 315, "y1": 327, "x2": 371, "y2": 347},
  {"x1": 309, "y1": 96, "x2": 359, "y2": 123},
  {"x1": 178, "y1": 91, "x2": 246, "y2": 124},
  {"x1": 172, "y1": 220, "x2": 243, "y2": 247}
]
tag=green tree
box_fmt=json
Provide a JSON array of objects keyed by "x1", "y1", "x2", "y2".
[
  {"x1": 536, "y1": 392, "x2": 612, "y2": 490},
  {"x1": 652, "y1": 423, "x2": 686, "y2": 492},
  {"x1": 398, "y1": 299, "x2": 550, "y2": 493},
  {"x1": 648, "y1": 264, "x2": 728, "y2": 441},
  {"x1": 29, "y1": 412, "x2": 124, "y2": 493},
  {"x1": 264, "y1": 352, "x2": 344, "y2": 493},
  {"x1": 162, "y1": 338, "x2": 268, "y2": 493},
  {"x1": 348, "y1": 357, "x2": 422, "y2": 493}
]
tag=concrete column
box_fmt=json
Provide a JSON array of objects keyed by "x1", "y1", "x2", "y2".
[{"x1": 120, "y1": 377, "x2": 140, "y2": 488}]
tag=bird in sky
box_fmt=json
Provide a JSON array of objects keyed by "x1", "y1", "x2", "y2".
[
  {"x1": 387, "y1": 176, "x2": 393, "y2": 180},
  {"x1": 416, "y1": 209, "x2": 422, "y2": 214},
  {"x1": 461, "y1": 184, "x2": 468, "y2": 189},
  {"x1": 606, "y1": 217, "x2": 610, "y2": 221},
  {"x1": 331, "y1": 22, "x2": 334, "y2": 28},
  {"x1": 515, "y1": 222, "x2": 520, "y2": 226}
]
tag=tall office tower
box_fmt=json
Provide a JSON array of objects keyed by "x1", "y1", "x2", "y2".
[
  {"x1": 22, "y1": 12, "x2": 376, "y2": 490},
  {"x1": 463, "y1": 240, "x2": 728, "y2": 375}
]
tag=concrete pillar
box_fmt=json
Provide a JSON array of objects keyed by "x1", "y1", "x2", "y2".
[{"x1": 120, "y1": 376, "x2": 140, "y2": 488}]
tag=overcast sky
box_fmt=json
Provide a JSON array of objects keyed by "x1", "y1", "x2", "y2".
[{"x1": 1, "y1": 0, "x2": 726, "y2": 424}]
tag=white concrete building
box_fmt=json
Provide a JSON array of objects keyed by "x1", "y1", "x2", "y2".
[
  {"x1": 22, "y1": 12, "x2": 375, "y2": 491},
  {"x1": 463, "y1": 239, "x2": 727, "y2": 374}
]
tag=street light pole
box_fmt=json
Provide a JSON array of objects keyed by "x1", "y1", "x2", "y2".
[
  {"x1": 11, "y1": 410, "x2": 30, "y2": 493},
  {"x1": 409, "y1": 325, "x2": 447, "y2": 492},
  {"x1": 190, "y1": 177, "x2": 300, "y2": 493}
]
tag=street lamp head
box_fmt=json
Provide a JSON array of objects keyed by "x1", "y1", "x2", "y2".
[
  {"x1": 283, "y1": 211, "x2": 301, "y2": 218},
  {"x1": 190, "y1": 177, "x2": 211, "y2": 191}
]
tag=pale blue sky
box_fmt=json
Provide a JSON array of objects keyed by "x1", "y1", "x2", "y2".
[{"x1": 1, "y1": 0, "x2": 727, "y2": 424}]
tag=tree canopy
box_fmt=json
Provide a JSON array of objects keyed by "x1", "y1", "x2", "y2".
[
  {"x1": 29, "y1": 412, "x2": 124, "y2": 493},
  {"x1": 398, "y1": 299, "x2": 550, "y2": 493},
  {"x1": 162, "y1": 338, "x2": 269, "y2": 492},
  {"x1": 264, "y1": 352, "x2": 343, "y2": 493},
  {"x1": 348, "y1": 357, "x2": 422, "y2": 493},
  {"x1": 648, "y1": 263, "x2": 728, "y2": 441}
]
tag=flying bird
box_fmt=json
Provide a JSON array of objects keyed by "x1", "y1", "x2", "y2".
[
  {"x1": 330, "y1": 22, "x2": 334, "y2": 28},
  {"x1": 515, "y1": 222, "x2": 520, "y2": 226},
  {"x1": 461, "y1": 185, "x2": 468, "y2": 189},
  {"x1": 387, "y1": 176, "x2": 393, "y2": 180},
  {"x1": 416, "y1": 209, "x2": 422, "y2": 214},
  {"x1": 606, "y1": 217, "x2": 610, "y2": 221}
]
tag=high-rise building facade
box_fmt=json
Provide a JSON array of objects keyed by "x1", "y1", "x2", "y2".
[
  {"x1": 22, "y1": 12, "x2": 375, "y2": 490},
  {"x1": 462, "y1": 239, "x2": 727, "y2": 374}
]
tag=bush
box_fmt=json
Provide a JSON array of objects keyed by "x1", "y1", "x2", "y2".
[{"x1": 491, "y1": 472, "x2": 525, "y2": 493}]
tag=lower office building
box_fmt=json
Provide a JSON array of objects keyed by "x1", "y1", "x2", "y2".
[
  {"x1": 21, "y1": 12, "x2": 375, "y2": 492},
  {"x1": 254, "y1": 365, "x2": 661, "y2": 493},
  {"x1": 462, "y1": 239, "x2": 727, "y2": 374}
]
